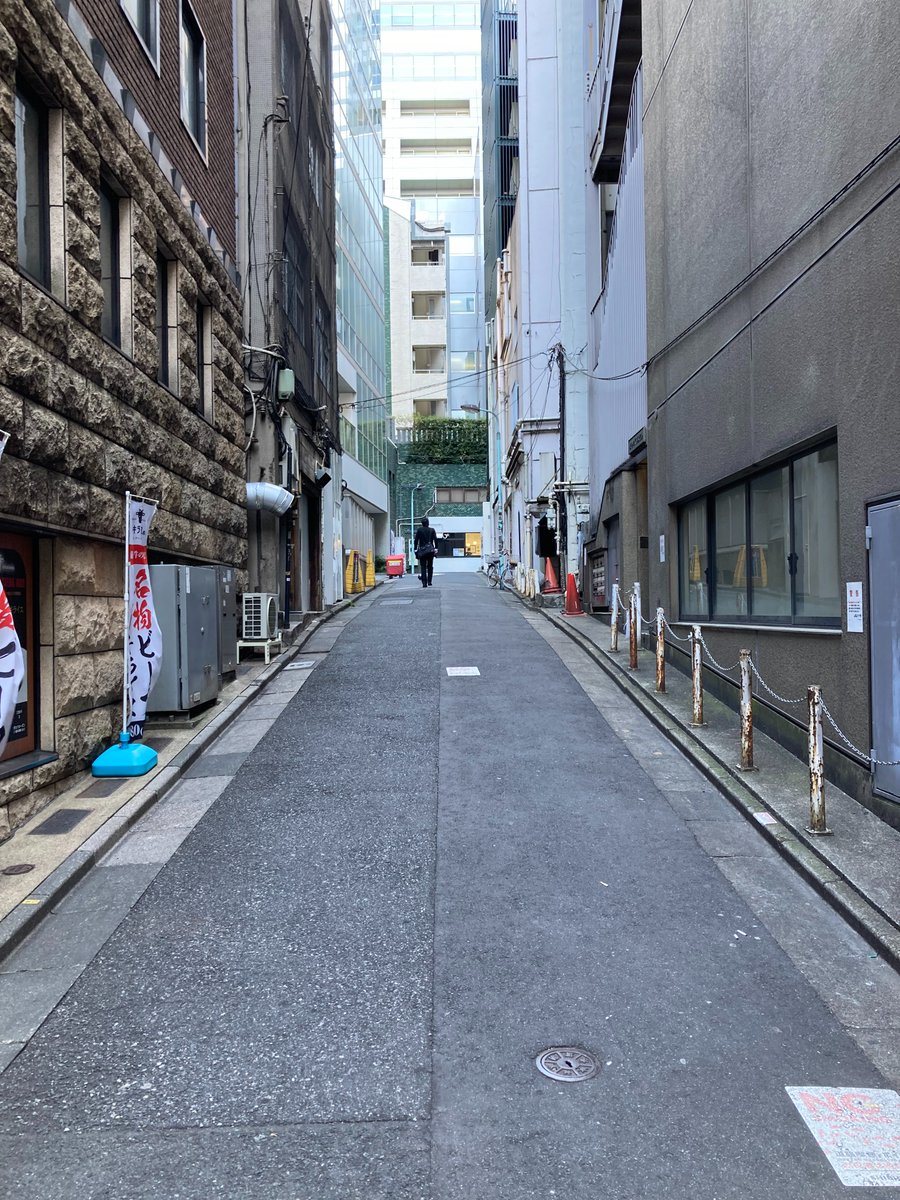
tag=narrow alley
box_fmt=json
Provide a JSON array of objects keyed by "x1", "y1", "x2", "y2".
[{"x1": 1, "y1": 577, "x2": 898, "y2": 1199}]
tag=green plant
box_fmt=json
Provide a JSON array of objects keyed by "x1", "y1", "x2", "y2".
[{"x1": 402, "y1": 416, "x2": 488, "y2": 465}]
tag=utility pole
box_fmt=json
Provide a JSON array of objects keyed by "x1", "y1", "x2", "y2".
[{"x1": 555, "y1": 343, "x2": 567, "y2": 572}]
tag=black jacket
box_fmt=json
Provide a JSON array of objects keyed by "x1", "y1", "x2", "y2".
[{"x1": 414, "y1": 525, "x2": 437, "y2": 555}]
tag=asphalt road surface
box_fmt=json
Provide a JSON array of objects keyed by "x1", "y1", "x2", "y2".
[{"x1": 1, "y1": 575, "x2": 899, "y2": 1198}]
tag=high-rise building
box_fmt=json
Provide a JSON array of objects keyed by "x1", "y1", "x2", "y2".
[
  {"x1": 381, "y1": 1, "x2": 485, "y2": 423},
  {"x1": 237, "y1": 0, "x2": 340, "y2": 617},
  {"x1": 481, "y1": 0, "x2": 518, "y2": 319},
  {"x1": 488, "y1": 0, "x2": 589, "y2": 584},
  {"x1": 333, "y1": 0, "x2": 391, "y2": 579},
  {"x1": 581, "y1": 0, "x2": 644, "y2": 613}
]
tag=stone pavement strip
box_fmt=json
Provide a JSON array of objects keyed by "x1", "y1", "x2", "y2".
[{"x1": 0, "y1": 576, "x2": 898, "y2": 1198}]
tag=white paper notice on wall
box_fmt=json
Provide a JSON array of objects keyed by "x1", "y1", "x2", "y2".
[
  {"x1": 659, "y1": 535, "x2": 666, "y2": 563},
  {"x1": 846, "y1": 582, "x2": 864, "y2": 633}
]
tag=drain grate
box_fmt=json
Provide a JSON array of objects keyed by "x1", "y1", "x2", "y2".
[
  {"x1": 536, "y1": 1047, "x2": 599, "y2": 1082},
  {"x1": 78, "y1": 778, "x2": 127, "y2": 798},
  {"x1": 28, "y1": 808, "x2": 92, "y2": 836}
]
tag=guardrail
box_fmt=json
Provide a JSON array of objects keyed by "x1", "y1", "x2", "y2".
[{"x1": 602, "y1": 582, "x2": 900, "y2": 837}]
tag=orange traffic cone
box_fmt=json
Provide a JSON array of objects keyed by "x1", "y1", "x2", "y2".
[
  {"x1": 543, "y1": 556, "x2": 563, "y2": 594},
  {"x1": 564, "y1": 573, "x2": 585, "y2": 616}
]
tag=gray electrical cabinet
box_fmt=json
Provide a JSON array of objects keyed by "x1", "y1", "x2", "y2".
[
  {"x1": 147, "y1": 565, "x2": 219, "y2": 713},
  {"x1": 216, "y1": 565, "x2": 238, "y2": 680}
]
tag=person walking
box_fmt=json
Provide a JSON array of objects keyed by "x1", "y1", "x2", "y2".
[{"x1": 414, "y1": 516, "x2": 437, "y2": 587}]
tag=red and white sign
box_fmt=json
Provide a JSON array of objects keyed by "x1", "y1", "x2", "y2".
[
  {"x1": 0, "y1": 433, "x2": 24, "y2": 758},
  {"x1": 126, "y1": 498, "x2": 162, "y2": 739},
  {"x1": 0, "y1": 582, "x2": 25, "y2": 760}
]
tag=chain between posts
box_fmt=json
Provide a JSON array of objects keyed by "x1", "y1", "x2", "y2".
[
  {"x1": 663, "y1": 618, "x2": 691, "y2": 643},
  {"x1": 696, "y1": 630, "x2": 741, "y2": 675},
  {"x1": 819, "y1": 694, "x2": 900, "y2": 767},
  {"x1": 748, "y1": 658, "x2": 807, "y2": 706},
  {"x1": 619, "y1": 605, "x2": 900, "y2": 774}
]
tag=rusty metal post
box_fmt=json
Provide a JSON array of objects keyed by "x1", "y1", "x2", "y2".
[
  {"x1": 628, "y1": 591, "x2": 638, "y2": 670},
  {"x1": 655, "y1": 606, "x2": 666, "y2": 693},
  {"x1": 738, "y1": 649, "x2": 753, "y2": 769},
  {"x1": 634, "y1": 581, "x2": 643, "y2": 645},
  {"x1": 610, "y1": 583, "x2": 619, "y2": 652},
  {"x1": 690, "y1": 625, "x2": 704, "y2": 725},
  {"x1": 807, "y1": 685, "x2": 831, "y2": 834}
]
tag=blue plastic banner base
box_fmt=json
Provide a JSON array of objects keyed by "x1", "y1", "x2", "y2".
[{"x1": 92, "y1": 732, "x2": 158, "y2": 778}]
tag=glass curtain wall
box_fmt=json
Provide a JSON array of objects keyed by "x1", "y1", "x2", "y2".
[{"x1": 333, "y1": 0, "x2": 388, "y2": 478}]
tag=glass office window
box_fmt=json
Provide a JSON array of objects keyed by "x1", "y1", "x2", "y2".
[
  {"x1": 793, "y1": 444, "x2": 839, "y2": 621},
  {"x1": 712, "y1": 484, "x2": 746, "y2": 617},
  {"x1": 679, "y1": 497, "x2": 708, "y2": 618},
  {"x1": 750, "y1": 465, "x2": 790, "y2": 618}
]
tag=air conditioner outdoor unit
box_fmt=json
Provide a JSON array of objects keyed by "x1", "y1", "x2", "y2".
[{"x1": 242, "y1": 592, "x2": 279, "y2": 640}]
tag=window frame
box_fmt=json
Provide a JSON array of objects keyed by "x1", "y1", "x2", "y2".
[
  {"x1": 196, "y1": 295, "x2": 213, "y2": 422},
  {"x1": 155, "y1": 248, "x2": 179, "y2": 394},
  {"x1": 14, "y1": 82, "x2": 51, "y2": 290},
  {"x1": 99, "y1": 178, "x2": 122, "y2": 347},
  {"x1": 119, "y1": 0, "x2": 160, "y2": 72},
  {"x1": 179, "y1": 0, "x2": 207, "y2": 159},
  {"x1": 677, "y1": 440, "x2": 840, "y2": 629},
  {"x1": 314, "y1": 290, "x2": 331, "y2": 387}
]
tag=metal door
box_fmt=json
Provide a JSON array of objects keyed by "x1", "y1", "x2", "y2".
[
  {"x1": 183, "y1": 567, "x2": 217, "y2": 708},
  {"x1": 868, "y1": 500, "x2": 900, "y2": 800}
]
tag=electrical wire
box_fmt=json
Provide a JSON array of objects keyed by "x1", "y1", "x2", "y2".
[
  {"x1": 366, "y1": 347, "x2": 555, "y2": 413},
  {"x1": 652, "y1": 174, "x2": 900, "y2": 418},
  {"x1": 646, "y1": 129, "x2": 900, "y2": 372},
  {"x1": 568, "y1": 131, "x2": 900, "y2": 392}
]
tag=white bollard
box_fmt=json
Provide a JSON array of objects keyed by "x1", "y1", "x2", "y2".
[
  {"x1": 807, "y1": 685, "x2": 831, "y2": 834},
  {"x1": 738, "y1": 650, "x2": 753, "y2": 770},
  {"x1": 629, "y1": 592, "x2": 638, "y2": 670},
  {"x1": 655, "y1": 607, "x2": 666, "y2": 693},
  {"x1": 634, "y1": 581, "x2": 643, "y2": 645},
  {"x1": 690, "y1": 625, "x2": 704, "y2": 726},
  {"x1": 610, "y1": 583, "x2": 620, "y2": 652}
]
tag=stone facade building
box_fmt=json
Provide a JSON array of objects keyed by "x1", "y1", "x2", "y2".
[{"x1": 0, "y1": 0, "x2": 246, "y2": 835}]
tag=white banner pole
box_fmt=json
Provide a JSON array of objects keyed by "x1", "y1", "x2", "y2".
[{"x1": 122, "y1": 490, "x2": 130, "y2": 735}]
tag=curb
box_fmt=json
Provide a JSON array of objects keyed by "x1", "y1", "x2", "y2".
[
  {"x1": 0, "y1": 590, "x2": 374, "y2": 963},
  {"x1": 536, "y1": 605, "x2": 900, "y2": 973}
]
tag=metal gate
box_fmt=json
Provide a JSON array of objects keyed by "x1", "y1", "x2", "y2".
[{"x1": 868, "y1": 499, "x2": 900, "y2": 800}]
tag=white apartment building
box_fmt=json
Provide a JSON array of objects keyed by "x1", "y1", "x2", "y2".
[
  {"x1": 489, "y1": 0, "x2": 589, "y2": 584},
  {"x1": 381, "y1": 1, "x2": 485, "y2": 422}
]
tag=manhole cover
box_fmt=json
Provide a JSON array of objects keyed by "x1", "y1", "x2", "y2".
[
  {"x1": 2, "y1": 863, "x2": 35, "y2": 876},
  {"x1": 536, "y1": 1047, "x2": 599, "y2": 1082}
]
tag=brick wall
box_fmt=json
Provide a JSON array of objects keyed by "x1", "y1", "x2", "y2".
[{"x1": 75, "y1": 0, "x2": 236, "y2": 260}]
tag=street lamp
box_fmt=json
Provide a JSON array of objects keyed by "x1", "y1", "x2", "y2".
[
  {"x1": 460, "y1": 404, "x2": 503, "y2": 558},
  {"x1": 400, "y1": 482, "x2": 423, "y2": 573}
]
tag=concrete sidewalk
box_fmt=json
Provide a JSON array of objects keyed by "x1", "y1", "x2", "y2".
[{"x1": 540, "y1": 605, "x2": 900, "y2": 971}]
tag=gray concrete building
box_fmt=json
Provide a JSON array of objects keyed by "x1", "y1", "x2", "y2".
[
  {"x1": 236, "y1": 0, "x2": 339, "y2": 618},
  {"x1": 0, "y1": 0, "x2": 246, "y2": 833},
  {"x1": 642, "y1": 1, "x2": 900, "y2": 821}
]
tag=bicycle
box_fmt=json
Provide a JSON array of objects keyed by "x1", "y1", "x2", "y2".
[{"x1": 486, "y1": 552, "x2": 514, "y2": 590}]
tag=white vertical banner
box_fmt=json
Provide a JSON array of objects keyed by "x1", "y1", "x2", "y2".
[
  {"x1": 126, "y1": 497, "x2": 162, "y2": 739},
  {"x1": 0, "y1": 431, "x2": 24, "y2": 759}
]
